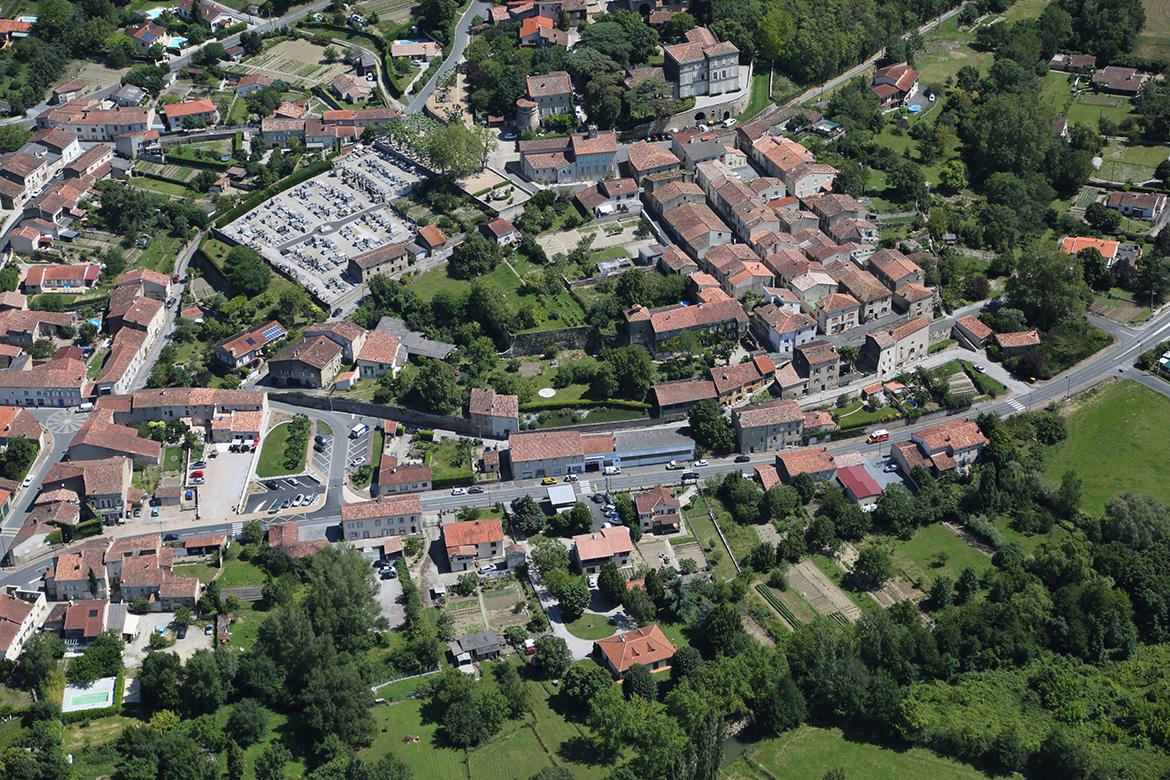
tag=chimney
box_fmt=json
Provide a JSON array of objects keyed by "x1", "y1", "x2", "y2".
[{"x1": 587, "y1": 124, "x2": 598, "y2": 139}]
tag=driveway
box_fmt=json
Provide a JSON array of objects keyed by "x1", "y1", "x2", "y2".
[
  {"x1": 123, "y1": 612, "x2": 213, "y2": 668},
  {"x1": 194, "y1": 448, "x2": 254, "y2": 519},
  {"x1": 377, "y1": 575, "x2": 405, "y2": 629}
]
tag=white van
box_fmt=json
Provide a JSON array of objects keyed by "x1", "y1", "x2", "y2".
[
  {"x1": 349, "y1": 423, "x2": 370, "y2": 439},
  {"x1": 77, "y1": 402, "x2": 94, "y2": 413},
  {"x1": 603, "y1": 465, "x2": 621, "y2": 476}
]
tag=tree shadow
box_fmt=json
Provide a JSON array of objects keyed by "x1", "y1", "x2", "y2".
[{"x1": 557, "y1": 735, "x2": 613, "y2": 767}]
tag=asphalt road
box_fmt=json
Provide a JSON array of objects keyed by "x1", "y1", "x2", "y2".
[{"x1": 405, "y1": 0, "x2": 492, "y2": 115}]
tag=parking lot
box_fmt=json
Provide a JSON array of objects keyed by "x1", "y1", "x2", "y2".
[
  {"x1": 194, "y1": 447, "x2": 255, "y2": 519},
  {"x1": 221, "y1": 145, "x2": 421, "y2": 306},
  {"x1": 124, "y1": 612, "x2": 213, "y2": 667},
  {"x1": 345, "y1": 426, "x2": 373, "y2": 472},
  {"x1": 243, "y1": 474, "x2": 324, "y2": 515},
  {"x1": 376, "y1": 572, "x2": 405, "y2": 629}
]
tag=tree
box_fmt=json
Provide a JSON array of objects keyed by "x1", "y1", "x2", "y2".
[
  {"x1": 956, "y1": 566, "x2": 980, "y2": 604},
  {"x1": 323, "y1": 45, "x2": 338, "y2": 63},
  {"x1": 0, "y1": 437, "x2": 37, "y2": 481},
  {"x1": 302, "y1": 659, "x2": 376, "y2": 751},
  {"x1": 562, "y1": 662, "x2": 612, "y2": 706},
  {"x1": 598, "y1": 562, "x2": 625, "y2": 606},
  {"x1": 510, "y1": 495, "x2": 547, "y2": 537},
  {"x1": 874, "y1": 483, "x2": 919, "y2": 538},
  {"x1": 792, "y1": 473, "x2": 817, "y2": 504},
  {"x1": 226, "y1": 698, "x2": 268, "y2": 747},
  {"x1": 226, "y1": 740, "x2": 246, "y2": 780},
  {"x1": 702, "y1": 603, "x2": 744, "y2": 656},
  {"x1": 929, "y1": 575, "x2": 954, "y2": 609},
  {"x1": 762, "y1": 484, "x2": 802, "y2": 522},
  {"x1": 599, "y1": 346, "x2": 653, "y2": 401},
  {"x1": 255, "y1": 743, "x2": 292, "y2": 780},
  {"x1": 409, "y1": 358, "x2": 462, "y2": 414},
  {"x1": 687, "y1": 399, "x2": 735, "y2": 455},
  {"x1": 1006, "y1": 249, "x2": 1090, "y2": 330},
  {"x1": 559, "y1": 502, "x2": 594, "y2": 536},
  {"x1": 224, "y1": 245, "x2": 271, "y2": 298},
  {"x1": 623, "y1": 663, "x2": 657, "y2": 700},
  {"x1": 182, "y1": 650, "x2": 225, "y2": 716},
  {"x1": 426, "y1": 121, "x2": 489, "y2": 177},
  {"x1": 623, "y1": 586, "x2": 657, "y2": 625},
  {"x1": 1134, "y1": 253, "x2": 1170, "y2": 305},
  {"x1": 759, "y1": 675, "x2": 806, "y2": 734},
  {"x1": 241, "y1": 520, "x2": 265, "y2": 546},
  {"x1": 0, "y1": 124, "x2": 30, "y2": 153},
  {"x1": 548, "y1": 571, "x2": 590, "y2": 622},
  {"x1": 852, "y1": 543, "x2": 893, "y2": 588},
  {"x1": 29, "y1": 339, "x2": 54, "y2": 360},
  {"x1": 448, "y1": 232, "x2": 500, "y2": 280},
  {"x1": 494, "y1": 661, "x2": 531, "y2": 719},
  {"x1": 888, "y1": 160, "x2": 928, "y2": 207},
  {"x1": 1084, "y1": 201, "x2": 1121, "y2": 232},
  {"x1": 532, "y1": 635, "x2": 571, "y2": 679},
  {"x1": 938, "y1": 160, "x2": 969, "y2": 192},
  {"x1": 661, "y1": 12, "x2": 696, "y2": 42},
  {"x1": 17, "y1": 632, "x2": 64, "y2": 694}
]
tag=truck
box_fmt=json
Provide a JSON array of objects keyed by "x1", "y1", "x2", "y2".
[
  {"x1": 349, "y1": 423, "x2": 370, "y2": 439},
  {"x1": 866, "y1": 428, "x2": 890, "y2": 444}
]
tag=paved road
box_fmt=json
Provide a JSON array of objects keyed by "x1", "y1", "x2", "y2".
[
  {"x1": 129, "y1": 236, "x2": 200, "y2": 392},
  {"x1": 405, "y1": 0, "x2": 492, "y2": 115}
]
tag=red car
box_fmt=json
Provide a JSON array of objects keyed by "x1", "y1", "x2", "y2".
[{"x1": 189, "y1": 470, "x2": 204, "y2": 478}]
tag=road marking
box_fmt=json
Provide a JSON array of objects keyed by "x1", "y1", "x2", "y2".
[
  {"x1": 578, "y1": 480, "x2": 592, "y2": 495},
  {"x1": 1005, "y1": 398, "x2": 1025, "y2": 413}
]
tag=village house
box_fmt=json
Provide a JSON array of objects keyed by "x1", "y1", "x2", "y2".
[
  {"x1": 624, "y1": 141, "x2": 682, "y2": 183},
  {"x1": 748, "y1": 135, "x2": 837, "y2": 198},
  {"x1": 733, "y1": 399, "x2": 804, "y2": 453},
  {"x1": 375, "y1": 457, "x2": 432, "y2": 497},
  {"x1": 519, "y1": 129, "x2": 618, "y2": 184},
  {"x1": 953, "y1": 314, "x2": 993, "y2": 349},
  {"x1": 444, "y1": 518, "x2": 504, "y2": 572},
  {"x1": 341, "y1": 495, "x2": 423, "y2": 541},
  {"x1": 661, "y1": 202, "x2": 733, "y2": 260},
  {"x1": 480, "y1": 218, "x2": 521, "y2": 247},
  {"x1": 0, "y1": 356, "x2": 86, "y2": 408},
  {"x1": 68, "y1": 413, "x2": 161, "y2": 465},
  {"x1": 215, "y1": 321, "x2": 287, "y2": 370},
  {"x1": 837, "y1": 464, "x2": 882, "y2": 510},
  {"x1": 22, "y1": 264, "x2": 100, "y2": 295},
  {"x1": 37, "y1": 102, "x2": 155, "y2": 143},
  {"x1": 1105, "y1": 191, "x2": 1167, "y2": 221},
  {"x1": 793, "y1": 340, "x2": 840, "y2": 394},
  {"x1": 522, "y1": 71, "x2": 573, "y2": 125},
  {"x1": 863, "y1": 316, "x2": 930, "y2": 379},
  {"x1": 776, "y1": 446, "x2": 839, "y2": 483},
  {"x1": 995, "y1": 330, "x2": 1042, "y2": 357},
  {"x1": 894, "y1": 283, "x2": 934, "y2": 320},
  {"x1": 162, "y1": 99, "x2": 219, "y2": 130},
  {"x1": 633, "y1": 486, "x2": 681, "y2": 534},
  {"x1": 651, "y1": 378, "x2": 717, "y2": 417},
  {"x1": 624, "y1": 296, "x2": 748, "y2": 357},
  {"x1": 750, "y1": 302, "x2": 817, "y2": 356},
  {"x1": 0, "y1": 588, "x2": 48, "y2": 660},
  {"x1": 355, "y1": 330, "x2": 404, "y2": 379},
  {"x1": 41, "y1": 458, "x2": 132, "y2": 524},
  {"x1": 825, "y1": 261, "x2": 892, "y2": 322},
  {"x1": 595, "y1": 624, "x2": 677, "y2": 678},
  {"x1": 1060, "y1": 235, "x2": 1120, "y2": 267},
  {"x1": 268, "y1": 521, "x2": 328, "y2": 559},
  {"x1": 662, "y1": 27, "x2": 739, "y2": 99},
  {"x1": 469, "y1": 387, "x2": 520, "y2": 439},
  {"x1": 267, "y1": 336, "x2": 344, "y2": 388},
  {"x1": 44, "y1": 544, "x2": 110, "y2": 600},
  {"x1": 1092, "y1": 65, "x2": 1148, "y2": 95},
  {"x1": 867, "y1": 248, "x2": 925, "y2": 291},
  {"x1": 346, "y1": 242, "x2": 416, "y2": 283},
  {"x1": 575, "y1": 177, "x2": 641, "y2": 217},
  {"x1": 573, "y1": 525, "x2": 633, "y2": 574},
  {"x1": 870, "y1": 62, "x2": 919, "y2": 109},
  {"x1": 895, "y1": 418, "x2": 988, "y2": 476},
  {"x1": 811, "y1": 292, "x2": 861, "y2": 335},
  {"x1": 710, "y1": 354, "x2": 775, "y2": 405},
  {"x1": 1049, "y1": 53, "x2": 1096, "y2": 73}
]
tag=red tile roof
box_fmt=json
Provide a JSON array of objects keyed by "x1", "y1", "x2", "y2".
[
  {"x1": 595, "y1": 624, "x2": 676, "y2": 675},
  {"x1": 574, "y1": 525, "x2": 632, "y2": 562},
  {"x1": 444, "y1": 519, "x2": 503, "y2": 549}
]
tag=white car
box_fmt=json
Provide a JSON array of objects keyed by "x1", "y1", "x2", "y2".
[
  {"x1": 291, "y1": 494, "x2": 305, "y2": 507},
  {"x1": 588, "y1": 574, "x2": 600, "y2": 589},
  {"x1": 21, "y1": 475, "x2": 32, "y2": 488},
  {"x1": 722, "y1": 117, "x2": 737, "y2": 128},
  {"x1": 563, "y1": 474, "x2": 579, "y2": 482},
  {"x1": 349, "y1": 456, "x2": 365, "y2": 468},
  {"x1": 451, "y1": 487, "x2": 467, "y2": 496},
  {"x1": 694, "y1": 459, "x2": 710, "y2": 467},
  {"x1": 603, "y1": 504, "x2": 616, "y2": 513}
]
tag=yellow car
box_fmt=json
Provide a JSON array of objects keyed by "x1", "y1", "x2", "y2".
[{"x1": 540, "y1": 477, "x2": 558, "y2": 485}]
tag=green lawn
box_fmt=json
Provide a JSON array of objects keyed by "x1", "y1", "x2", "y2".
[
  {"x1": 87, "y1": 346, "x2": 110, "y2": 380},
  {"x1": 1136, "y1": 0, "x2": 1170, "y2": 61},
  {"x1": 889, "y1": 524, "x2": 994, "y2": 584},
  {"x1": 564, "y1": 611, "x2": 616, "y2": 640},
  {"x1": 727, "y1": 725, "x2": 992, "y2": 780},
  {"x1": 162, "y1": 445, "x2": 184, "y2": 473},
  {"x1": 365, "y1": 699, "x2": 470, "y2": 778},
  {"x1": 418, "y1": 437, "x2": 475, "y2": 485},
  {"x1": 992, "y1": 515, "x2": 1067, "y2": 555},
  {"x1": 1044, "y1": 380, "x2": 1170, "y2": 514},
  {"x1": 226, "y1": 601, "x2": 267, "y2": 652},
  {"x1": 1098, "y1": 141, "x2": 1170, "y2": 184},
  {"x1": 173, "y1": 561, "x2": 219, "y2": 583},
  {"x1": 132, "y1": 234, "x2": 185, "y2": 275},
  {"x1": 831, "y1": 399, "x2": 900, "y2": 431},
  {"x1": 256, "y1": 421, "x2": 304, "y2": 478},
  {"x1": 467, "y1": 726, "x2": 553, "y2": 779},
  {"x1": 683, "y1": 493, "x2": 758, "y2": 579},
  {"x1": 914, "y1": 16, "x2": 992, "y2": 85},
  {"x1": 218, "y1": 558, "x2": 267, "y2": 589}
]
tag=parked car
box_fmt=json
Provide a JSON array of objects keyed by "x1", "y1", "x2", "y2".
[
  {"x1": 468, "y1": 486, "x2": 485, "y2": 494},
  {"x1": 189, "y1": 477, "x2": 205, "y2": 485},
  {"x1": 190, "y1": 461, "x2": 206, "y2": 470},
  {"x1": 734, "y1": 455, "x2": 751, "y2": 463},
  {"x1": 349, "y1": 456, "x2": 366, "y2": 468},
  {"x1": 591, "y1": 494, "x2": 605, "y2": 503},
  {"x1": 21, "y1": 475, "x2": 32, "y2": 488},
  {"x1": 450, "y1": 487, "x2": 467, "y2": 496},
  {"x1": 268, "y1": 503, "x2": 280, "y2": 514},
  {"x1": 163, "y1": 533, "x2": 180, "y2": 542},
  {"x1": 694, "y1": 459, "x2": 710, "y2": 467},
  {"x1": 564, "y1": 474, "x2": 579, "y2": 482},
  {"x1": 285, "y1": 478, "x2": 302, "y2": 488},
  {"x1": 588, "y1": 574, "x2": 600, "y2": 589},
  {"x1": 176, "y1": 625, "x2": 187, "y2": 639},
  {"x1": 540, "y1": 477, "x2": 558, "y2": 485},
  {"x1": 189, "y1": 470, "x2": 204, "y2": 479},
  {"x1": 603, "y1": 504, "x2": 616, "y2": 513},
  {"x1": 292, "y1": 494, "x2": 305, "y2": 507},
  {"x1": 204, "y1": 625, "x2": 214, "y2": 636},
  {"x1": 280, "y1": 499, "x2": 291, "y2": 509}
]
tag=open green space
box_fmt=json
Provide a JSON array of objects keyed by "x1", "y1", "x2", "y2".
[
  {"x1": 1098, "y1": 141, "x2": 1170, "y2": 184},
  {"x1": 810, "y1": 553, "x2": 881, "y2": 618},
  {"x1": 684, "y1": 493, "x2": 758, "y2": 579},
  {"x1": 467, "y1": 726, "x2": 553, "y2": 778},
  {"x1": 365, "y1": 699, "x2": 471, "y2": 778},
  {"x1": 831, "y1": 398, "x2": 900, "y2": 431},
  {"x1": 218, "y1": 558, "x2": 267, "y2": 589},
  {"x1": 87, "y1": 346, "x2": 110, "y2": 380},
  {"x1": 1136, "y1": 0, "x2": 1170, "y2": 61},
  {"x1": 992, "y1": 514, "x2": 1067, "y2": 554},
  {"x1": 564, "y1": 611, "x2": 616, "y2": 640},
  {"x1": 162, "y1": 445, "x2": 184, "y2": 472},
  {"x1": 1044, "y1": 380, "x2": 1170, "y2": 514},
  {"x1": 740, "y1": 72, "x2": 773, "y2": 121},
  {"x1": 129, "y1": 234, "x2": 186, "y2": 275},
  {"x1": 914, "y1": 16, "x2": 991, "y2": 85},
  {"x1": 256, "y1": 421, "x2": 305, "y2": 478},
  {"x1": 416, "y1": 437, "x2": 475, "y2": 485},
  {"x1": 888, "y1": 523, "x2": 994, "y2": 584},
  {"x1": 173, "y1": 561, "x2": 219, "y2": 583},
  {"x1": 727, "y1": 725, "x2": 992, "y2": 780}
]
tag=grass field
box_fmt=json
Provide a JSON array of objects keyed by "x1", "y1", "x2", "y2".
[
  {"x1": 468, "y1": 726, "x2": 554, "y2": 779},
  {"x1": 739, "y1": 72, "x2": 773, "y2": 121},
  {"x1": 1136, "y1": 0, "x2": 1170, "y2": 61},
  {"x1": 564, "y1": 612, "x2": 616, "y2": 640},
  {"x1": 219, "y1": 558, "x2": 267, "y2": 589},
  {"x1": 889, "y1": 524, "x2": 994, "y2": 584},
  {"x1": 684, "y1": 495, "x2": 734, "y2": 579},
  {"x1": 914, "y1": 16, "x2": 992, "y2": 85},
  {"x1": 1098, "y1": 141, "x2": 1170, "y2": 184},
  {"x1": 163, "y1": 445, "x2": 184, "y2": 472},
  {"x1": 727, "y1": 725, "x2": 992, "y2": 780},
  {"x1": 174, "y1": 561, "x2": 219, "y2": 583},
  {"x1": 256, "y1": 421, "x2": 304, "y2": 478},
  {"x1": 1044, "y1": 380, "x2": 1170, "y2": 514}
]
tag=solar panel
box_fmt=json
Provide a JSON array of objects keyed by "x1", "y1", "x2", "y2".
[{"x1": 261, "y1": 325, "x2": 284, "y2": 341}]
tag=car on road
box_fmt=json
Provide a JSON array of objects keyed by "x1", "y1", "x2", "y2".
[
  {"x1": 501, "y1": 131, "x2": 518, "y2": 140},
  {"x1": 479, "y1": 563, "x2": 495, "y2": 574},
  {"x1": 665, "y1": 461, "x2": 682, "y2": 470},
  {"x1": 563, "y1": 474, "x2": 579, "y2": 482},
  {"x1": 164, "y1": 533, "x2": 179, "y2": 542},
  {"x1": 450, "y1": 487, "x2": 467, "y2": 496},
  {"x1": 591, "y1": 493, "x2": 605, "y2": 503},
  {"x1": 694, "y1": 459, "x2": 709, "y2": 467},
  {"x1": 540, "y1": 477, "x2": 558, "y2": 485},
  {"x1": 974, "y1": 364, "x2": 986, "y2": 373},
  {"x1": 21, "y1": 475, "x2": 32, "y2": 488},
  {"x1": 603, "y1": 465, "x2": 621, "y2": 475},
  {"x1": 349, "y1": 457, "x2": 366, "y2": 468},
  {"x1": 734, "y1": 455, "x2": 751, "y2": 463},
  {"x1": 379, "y1": 569, "x2": 396, "y2": 580},
  {"x1": 468, "y1": 486, "x2": 485, "y2": 494}
]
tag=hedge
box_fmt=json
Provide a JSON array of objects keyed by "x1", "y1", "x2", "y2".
[
  {"x1": 518, "y1": 398, "x2": 651, "y2": 413},
  {"x1": 214, "y1": 156, "x2": 333, "y2": 227},
  {"x1": 60, "y1": 666, "x2": 125, "y2": 723},
  {"x1": 163, "y1": 149, "x2": 234, "y2": 170}
]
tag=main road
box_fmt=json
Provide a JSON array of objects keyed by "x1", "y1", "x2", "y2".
[{"x1": 405, "y1": 0, "x2": 492, "y2": 115}]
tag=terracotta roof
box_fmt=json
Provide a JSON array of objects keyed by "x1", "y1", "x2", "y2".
[
  {"x1": 352, "y1": 242, "x2": 408, "y2": 270},
  {"x1": 70, "y1": 417, "x2": 160, "y2": 460},
  {"x1": 595, "y1": 624, "x2": 676, "y2": 675},
  {"x1": 652, "y1": 378, "x2": 717, "y2": 408},
  {"x1": 710, "y1": 360, "x2": 765, "y2": 396},
  {"x1": 24, "y1": 263, "x2": 100, "y2": 287},
  {"x1": 955, "y1": 315, "x2": 992, "y2": 341},
  {"x1": 1060, "y1": 235, "x2": 1119, "y2": 258},
  {"x1": 818, "y1": 292, "x2": 860, "y2": 314},
  {"x1": 508, "y1": 430, "x2": 583, "y2": 463},
  {"x1": 1106, "y1": 191, "x2": 1166, "y2": 212},
  {"x1": 469, "y1": 387, "x2": 519, "y2": 418},
  {"x1": 357, "y1": 329, "x2": 401, "y2": 365},
  {"x1": 525, "y1": 69, "x2": 570, "y2": 98},
  {"x1": 913, "y1": 419, "x2": 988, "y2": 454},
  {"x1": 735, "y1": 399, "x2": 802, "y2": 429},
  {"x1": 417, "y1": 223, "x2": 446, "y2": 248},
  {"x1": 626, "y1": 141, "x2": 680, "y2": 173},
  {"x1": 305, "y1": 320, "x2": 364, "y2": 343},
  {"x1": 896, "y1": 282, "x2": 933, "y2": 303},
  {"x1": 571, "y1": 131, "x2": 618, "y2": 156},
  {"x1": 776, "y1": 447, "x2": 837, "y2": 478},
  {"x1": 627, "y1": 297, "x2": 747, "y2": 337},
  {"x1": 63, "y1": 600, "x2": 107, "y2": 639},
  {"x1": 753, "y1": 303, "x2": 816, "y2": 335},
  {"x1": 574, "y1": 525, "x2": 632, "y2": 562},
  {"x1": 0, "y1": 406, "x2": 40, "y2": 441},
  {"x1": 872, "y1": 62, "x2": 918, "y2": 93},
  {"x1": 341, "y1": 495, "x2": 422, "y2": 521},
  {"x1": 444, "y1": 519, "x2": 503, "y2": 549},
  {"x1": 184, "y1": 534, "x2": 226, "y2": 549},
  {"x1": 796, "y1": 340, "x2": 838, "y2": 366},
  {"x1": 634, "y1": 486, "x2": 679, "y2": 515},
  {"x1": 377, "y1": 457, "x2": 432, "y2": 486},
  {"x1": 994, "y1": 330, "x2": 1040, "y2": 349},
  {"x1": 869, "y1": 249, "x2": 922, "y2": 283},
  {"x1": 481, "y1": 218, "x2": 519, "y2": 239},
  {"x1": 163, "y1": 99, "x2": 217, "y2": 119},
  {"x1": 826, "y1": 262, "x2": 888, "y2": 303},
  {"x1": 270, "y1": 335, "x2": 342, "y2": 370}
]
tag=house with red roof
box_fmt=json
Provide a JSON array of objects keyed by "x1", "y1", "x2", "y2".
[
  {"x1": 836, "y1": 464, "x2": 882, "y2": 510},
  {"x1": 573, "y1": 525, "x2": 633, "y2": 574},
  {"x1": 162, "y1": 99, "x2": 219, "y2": 130},
  {"x1": 595, "y1": 624, "x2": 677, "y2": 678},
  {"x1": 871, "y1": 62, "x2": 919, "y2": 108},
  {"x1": 443, "y1": 518, "x2": 504, "y2": 572}
]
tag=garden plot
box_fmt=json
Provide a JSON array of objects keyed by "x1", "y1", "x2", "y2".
[
  {"x1": 446, "y1": 596, "x2": 485, "y2": 635},
  {"x1": 234, "y1": 39, "x2": 351, "y2": 89},
  {"x1": 480, "y1": 580, "x2": 530, "y2": 631},
  {"x1": 788, "y1": 560, "x2": 862, "y2": 623},
  {"x1": 221, "y1": 145, "x2": 419, "y2": 306}
]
